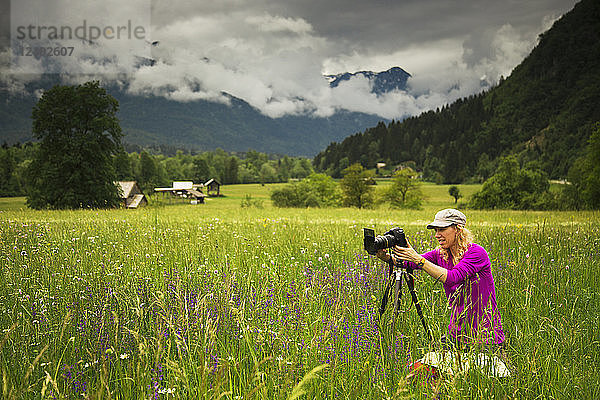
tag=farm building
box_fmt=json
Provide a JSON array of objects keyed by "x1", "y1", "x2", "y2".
[
  {"x1": 116, "y1": 181, "x2": 147, "y2": 209},
  {"x1": 154, "y1": 181, "x2": 207, "y2": 203},
  {"x1": 204, "y1": 178, "x2": 221, "y2": 196}
]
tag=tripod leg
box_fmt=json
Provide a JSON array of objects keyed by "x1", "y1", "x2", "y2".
[
  {"x1": 379, "y1": 281, "x2": 392, "y2": 317},
  {"x1": 393, "y1": 271, "x2": 403, "y2": 313},
  {"x1": 404, "y1": 272, "x2": 432, "y2": 341}
]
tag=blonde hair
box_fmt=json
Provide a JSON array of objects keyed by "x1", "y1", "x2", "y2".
[{"x1": 439, "y1": 225, "x2": 474, "y2": 264}]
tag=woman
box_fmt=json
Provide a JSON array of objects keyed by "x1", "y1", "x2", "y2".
[{"x1": 377, "y1": 208, "x2": 505, "y2": 350}]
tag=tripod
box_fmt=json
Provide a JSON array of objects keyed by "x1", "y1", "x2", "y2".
[{"x1": 379, "y1": 260, "x2": 432, "y2": 341}]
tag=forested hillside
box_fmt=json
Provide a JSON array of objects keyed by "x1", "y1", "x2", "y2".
[{"x1": 314, "y1": 0, "x2": 600, "y2": 182}]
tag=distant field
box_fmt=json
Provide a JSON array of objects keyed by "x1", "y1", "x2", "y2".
[
  {"x1": 0, "y1": 196, "x2": 28, "y2": 212},
  {"x1": 0, "y1": 182, "x2": 479, "y2": 212},
  {"x1": 1, "y1": 184, "x2": 599, "y2": 399}
]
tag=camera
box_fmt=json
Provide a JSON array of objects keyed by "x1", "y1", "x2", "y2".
[{"x1": 363, "y1": 227, "x2": 408, "y2": 255}]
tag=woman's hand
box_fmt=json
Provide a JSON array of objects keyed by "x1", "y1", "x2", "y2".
[
  {"x1": 392, "y1": 243, "x2": 449, "y2": 283},
  {"x1": 376, "y1": 249, "x2": 392, "y2": 263},
  {"x1": 391, "y1": 243, "x2": 421, "y2": 264}
]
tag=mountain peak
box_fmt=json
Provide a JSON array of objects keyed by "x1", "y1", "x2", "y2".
[{"x1": 325, "y1": 66, "x2": 411, "y2": 94}]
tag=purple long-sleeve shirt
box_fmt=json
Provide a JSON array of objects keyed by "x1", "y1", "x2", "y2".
[{"x1": 409, "y1": 243, "x2": 505, "y2": 345}]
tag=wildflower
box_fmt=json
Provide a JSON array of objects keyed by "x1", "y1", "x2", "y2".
[{"x1": 119, "y1": 353, "x2": 129, "y2": 360}]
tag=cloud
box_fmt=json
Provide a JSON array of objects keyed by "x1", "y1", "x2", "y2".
[
  {"x1": 124, "y1": 11, "x2": 336, "y2": 117},
  {"x1": 245, "y1": 14, "x2": 314, "y2": 34},
  {"x1": 5, "y1": 0, "x2": 151, "y2": 88},
  {"x1": 125, "y1": 11, "x2": 544, "y2": 119},
  {"x1": 2, "y1": 0, "x2": 576, "y2": 120}
]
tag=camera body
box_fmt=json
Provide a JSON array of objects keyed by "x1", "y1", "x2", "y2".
[{"x1": 363, "y1": 227, "x2": 408, "y2": 255}]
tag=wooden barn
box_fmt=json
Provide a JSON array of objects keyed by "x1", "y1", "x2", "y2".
[
  {"x1": 204, "y1": 178, "x2": 221, "y2": 196},
  {"x1": 117, "y1": 181, "x2": 147, "y2": 209}
]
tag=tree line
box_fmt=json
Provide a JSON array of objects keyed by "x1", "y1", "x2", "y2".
[
  {"x1": 115, "y1": 148, "x2": 314, "y2": 194},
  {"x1": 0, "y1": 143, "x2": 314, "y2": 198},
  {"x1": 269, "y1": 165, "x2": 424, "y2": 210}
]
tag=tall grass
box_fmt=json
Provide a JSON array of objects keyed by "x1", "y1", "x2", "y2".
[{"x1": 1, "y1": 191, "x2": 599, "y2": 399}]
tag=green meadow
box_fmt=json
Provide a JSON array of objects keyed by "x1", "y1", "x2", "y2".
[{"x1": 1, "y1": 183, "x2": 599, "y2": 399}]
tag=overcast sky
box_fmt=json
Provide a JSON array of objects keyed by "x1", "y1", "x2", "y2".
[{"x1": 3, "y1": 0, "x2": 578, "y2": 119}]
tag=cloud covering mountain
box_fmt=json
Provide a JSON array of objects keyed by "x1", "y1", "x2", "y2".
[{"x1": 2, "y1": 0, "x2": 576, "y2": 121}]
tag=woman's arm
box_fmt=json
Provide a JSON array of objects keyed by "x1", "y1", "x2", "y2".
[
  {"x1": 392, "y1": 244, "x2": 448, "y2": 283},
  {"x1": 443, "y1": 244, "x2": 489, "y2": 285}
]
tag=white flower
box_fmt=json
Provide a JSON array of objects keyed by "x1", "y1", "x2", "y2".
[{"x1": 119, "y1": 353, "x2": 129, "y2": 360}]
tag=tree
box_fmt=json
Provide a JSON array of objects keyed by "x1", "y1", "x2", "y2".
[
  {"x1": 0, "y1": 148, "x2": 20, "y2": 196},
  {"x1": 209, "y1": 148, "x2": 228, "y2": 183},
  {"x1": 246, "y1": 150, "x2": 269, "y2": 172},
  {"x1": 193, "y1": 157, "x2": 211, "y2": 184},
  {"x1": 138, "y1": 151, "x2": 159, "y2": 193},
  {"x1": 238, "y1": 163, "x2": 259, "y2": 183},
  {"x1": 270, "y1": 173, "x2": 340, "y2": 208},
  {"x1": 385, "y1": 167, "x2": 423, "y2": 209},
  {"x1": 290, "y1": 159, "x2": 311, "y2": 179},
  {"x1": 339, "y1": 163, "x2": 374, "y2": 208},
  {"x1": 260, "y1": 163, "x2": 278, "y2": 184},
  {"x1": 114, "y1": 150, "x2": 133, "y2": 181},
  {"x1": 270, "y1": 184, "x2": 306, "y2": 207},
  {"x1": 475, "y1": 153, "x2": 495, "y2": 182},
  {"x1": 163, "y1": 157, "x2": 185, "y2": 180},
  {"x1": 223, "y1": 156, "x2": 239, "y2": 184},
  {"x1": 448, "y1": 186, "x2": 462, "y2": 204},
  {"x1": 562, "y1": 124, "x2": 600, "y2": 209},
  {"x1": 25, "y1": 81, "x2": 123, "y2": 209},
  {"x1": 278, "y1": 156, "x2": 292, "y2": 181},
  {"x1": 303, "y1": 173, "x2": 340, "y2": 207},
  {"x1": 422, "y1": 146, "x2": 444, "y2": 184},
  {"x1": 470, "y1": 156, "x2": 553, "y2": 210}
]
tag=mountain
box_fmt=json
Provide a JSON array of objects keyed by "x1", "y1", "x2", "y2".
[
  {"x1": 0, "y1": 67, "x2": 410, "y2": 156},
  {"x1": 314, "y1": 0, "x2": 600, "y2": 181},
  {"x1": 326, "y1": 67, "x2": 411, "y2": 94}
]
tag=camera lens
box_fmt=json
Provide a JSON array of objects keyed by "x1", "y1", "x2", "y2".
[{"x1": 363, "y1": 227, "x2": 407, "y2": 255}]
